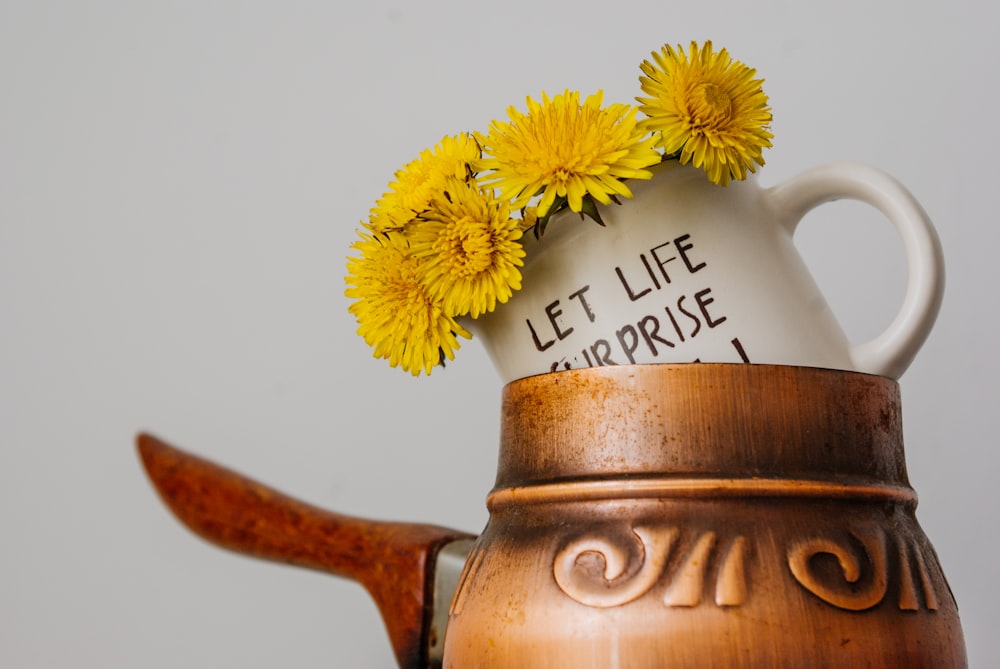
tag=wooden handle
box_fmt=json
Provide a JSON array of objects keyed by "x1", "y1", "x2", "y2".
[{"x1": 136, "y1": 433, "x2": 472, "y2": 669}]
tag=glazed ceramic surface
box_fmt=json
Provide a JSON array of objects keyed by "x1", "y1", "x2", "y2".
[{"x1": 469, "y1": 162, "x2": 943, "y2": 382}]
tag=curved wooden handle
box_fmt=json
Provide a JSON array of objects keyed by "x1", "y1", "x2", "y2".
[{"x1": 136, "y1": 432, "x2": 472, "y2": 669}]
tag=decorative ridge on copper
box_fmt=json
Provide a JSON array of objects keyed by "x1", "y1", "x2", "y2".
[{"x1": 487, "y1": 477, "x2": 917, "y2": 510}]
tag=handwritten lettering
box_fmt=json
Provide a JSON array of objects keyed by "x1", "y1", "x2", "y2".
[
  {"x1": 547, "y1": 287, "x2": 739, "y2": 371},
  {"x1": 637, "y1": 314, "x2": 676, "y2": 353},
  {"x1": 567, "y1": 286, "x2": 596, "y2": 322},
  {"x1": 675, "y1": 234, "x2": 706, "y2": 274},
  {"x1": 694, "y1": 288, "x2": 726, "y2": 328},
  {"x1": 615, "y1": 265, "x2": 652, "y2": 301},
  {"x1": 615, "y1": 235, "x2": 708, "y2": 302},
  {"x1": 522, "y1": 232, "x2": 741, "y2": 371},
  {"x1": 526, "y1": 318, "x2": 555, "y2": 352},
  {"x1": 526, "y1": 294, "x2": 588, "y2": 352}
]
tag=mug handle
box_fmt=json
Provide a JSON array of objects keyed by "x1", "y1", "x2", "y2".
[{"x1": 763, "y1": 162, "x2": 944, "y2": 379}]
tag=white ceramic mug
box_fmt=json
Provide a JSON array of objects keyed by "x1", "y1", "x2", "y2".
[{"x1": 468, "y1": 161, "x2": 944, "y2": 383}]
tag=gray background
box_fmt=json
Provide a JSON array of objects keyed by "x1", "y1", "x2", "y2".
[{"x1": 2, "y1": 1, "x2": 995, "y2": 666}]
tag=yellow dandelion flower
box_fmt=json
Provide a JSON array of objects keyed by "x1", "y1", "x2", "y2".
[
  {"x1": 409, "y1": 179, "x2": 525, "y2": 319},
  {"x1": 369, "y1": 133, "x2": 481, "y2": 232},
  {"x1": 345, "y1": 230, "x2": 469, "y2": 375},
  {"x1": 475, "y1": 90, "x2": 661, "y2": 218},
  {"x1": 637, "y1": 41, "x2": 773, "y2": 185}
]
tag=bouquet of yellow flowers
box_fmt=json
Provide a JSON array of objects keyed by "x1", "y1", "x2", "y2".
[{"x1": 345, "y1": 41, "x2": 772, "y2": 375}]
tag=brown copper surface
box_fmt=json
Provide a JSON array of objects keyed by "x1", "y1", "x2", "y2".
[{"x1": 443, "y1": 364, "x2": 966, "y2": 668}]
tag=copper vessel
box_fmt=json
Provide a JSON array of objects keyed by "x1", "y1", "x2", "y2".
[
  {"x1": 443, "y1": 364, "x2": 966, "y2": 667},
  {"x1": 139, "y1": 364, "x2": 967, "y2": 668}
]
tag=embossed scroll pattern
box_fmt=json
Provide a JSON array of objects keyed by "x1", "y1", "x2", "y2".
[
  {"x1": 552, "y1": 524, "x2": 946, "y2": 612},
  {"x1": 787, "y1": 527, "x2": 942, "y2": 612},
  {"x1": 553, "y1": 526, "x2": 749, "y2": 608}
]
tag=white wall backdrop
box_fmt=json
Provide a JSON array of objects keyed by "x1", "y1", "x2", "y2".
[{"x1": 2, "y1": 1, "x2": 996, "y2": 666}]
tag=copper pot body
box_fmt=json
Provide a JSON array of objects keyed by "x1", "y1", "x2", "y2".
[{"x1": 442, "y1": 364, "x2": 966, "y2": 668}]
